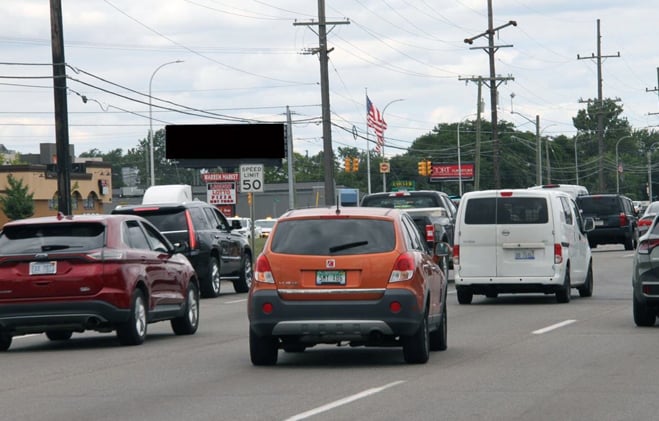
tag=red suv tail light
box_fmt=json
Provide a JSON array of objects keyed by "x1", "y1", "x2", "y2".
[
  {"x1": 389, "y1": 252, "x2": 415, "y2": 283},
  {"x1": 254, "y1": 254, "x2": 275, "y2": 284},
  {"x1": 425, "y1": 225, "x2": 434, "y2": 242},
  {"x1": 619, "y1": 212, "x2": 628, "y2": 227},
  {"x1": 554, "y1": 243, "x2": 563, "y2": 264},
  {"x1": 184, "y1": 210, "x2": 197, "y2": 250}
]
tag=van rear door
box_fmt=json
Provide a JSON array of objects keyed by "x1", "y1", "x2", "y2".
[
  {"x1": 457, "y1": 196, "x2": 498, "y2": 277},
  {"x1": 494, "y1": 192, "x2": 555, "y2": 278}
]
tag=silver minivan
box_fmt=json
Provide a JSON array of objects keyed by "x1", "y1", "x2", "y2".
[{"x1": 453, "y1": 189, "x2": 595, "y2": 304}]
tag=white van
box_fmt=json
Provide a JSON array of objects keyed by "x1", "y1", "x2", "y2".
[
  {"x1": 528, "y1": 183, "x2": 589, "y2": 200},
  {"x1": 142, "y1": 184, "x2": 193, "y2": 204},
  {"x1": 453, "y1": 189, "x2": 595, "y2": 304}
]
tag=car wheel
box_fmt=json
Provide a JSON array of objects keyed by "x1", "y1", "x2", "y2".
[
  {"x1": 116, "y1": 289, "x2": 147, "y2": 346},
  {"x1": 402, "y1": 312, "x2": 430, "y2": 364},
  {"x1": 0, "y1": 332, "x2": 12, "y2": 351},
  {"x1": 456, "y1": 287, "x2": 473, "y2": 305},
  {"x1": 556, "y1": 268, "x2": 571, "y2": 303},
  {"x1": 429, "y1": 301, "x2": 447, "y2": 351},
  {"x1": 485, "y1": 292, "x2": 498, "y2": 299},
  {"x1": 624, "y1": 235, "x2": 634, "y2": 251},
  {"x1": 589, "y1": 241, "x2": 597, "y2": 249},
  {"x1": 171, "y1": 282, "x2": 200, "y2": 335},
  {"x1": 578, "y1": 262, "x2": 594, "y2": 298},
  {"x1": 249, "y1": 328, "x2": 278, "y2": 366},
  {"x1": 46, "y1": 330, "x2": 73, "y2": 341},
  {"x1": 201, "y1": 256, "x2": 221, "y2": 298},
  {"x1": 232, "y1": 252, "x2": 253, "y2": 293},
  {"x1": 633, "y1": 294, "x2": 657, "y2": 327}
]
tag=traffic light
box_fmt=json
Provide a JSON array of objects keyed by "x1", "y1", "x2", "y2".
[
  {"x1": 247, "y1": 192, "x2": 253, "y2": 205},
  {"x1": 352, "y1": 157, "x2": 359, "y2": 172},
  {"x1": 425, "y1": 160, "x2": 432, "y2": 176},
  {"x1": 418, "y1": 161, "x2": 428, "y2": 176},
  {"x1": 344, "y1": 157, "x2": 352, "y2": 172}
]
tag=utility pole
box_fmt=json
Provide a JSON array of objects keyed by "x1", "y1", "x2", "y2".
[
  {"x1": 294, "y1": 1, "x2": 349, "y2": 206},
  {"x1": 464, "y1": 0, "x2": 516, "y2": 189},
  {"x1": 286, "y1": 106, "x2": 296, "y2": 210},
  {"x1": 458, "y1": 76, "x2": 485, "y2": 191},
  {"x1": 50, "y1": 0, "x2": 71, "y2": 214},
  {"x1": 578, "y1": 18, "x2": 620, "y2": 192},
  {"x1": 647, "y1": 67, "x2": 659, "y2": 116}
]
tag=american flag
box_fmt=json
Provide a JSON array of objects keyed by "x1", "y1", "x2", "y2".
[{"x1": 367, "y1": 96, "x2": 387, "y2": 154}]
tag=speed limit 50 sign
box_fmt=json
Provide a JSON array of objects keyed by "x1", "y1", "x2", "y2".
[{"x1": 239, "y1": 164, "x2": 264, "y2": 193}]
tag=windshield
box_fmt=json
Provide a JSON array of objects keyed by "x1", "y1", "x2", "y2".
[{"x1": 255, "y1": 219, "x2": 276, "y2": 229}]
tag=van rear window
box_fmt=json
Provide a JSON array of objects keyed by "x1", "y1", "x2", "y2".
[{"x1": 464, "y1": 197, "x2": 548, "y2": 225}]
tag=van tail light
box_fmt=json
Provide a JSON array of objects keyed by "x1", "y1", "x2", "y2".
[
  {"x1": 184, "y1": 210, "x2": 197, "y2": 250},
  {"x1": 554, "y1": 243, "x2": 563, "y2": 264},
  {"x1": 638, "y1": 239, "x2": 659, "y2": 254},
  {"x1": 452, "y1": 244, "x2": 460, "y2": 266},
  {"x1": 389, "y1": 252, "x2": 415, "y2": 283},
  {"x1": 619, "y1": 213, "x2": 628, "y2": 227},
  {"x1": 425, "y1": 225, "x2": 434, "y2": 243},
  {"x1": 254, "y1": 254, "x2": 275, "y2": 284}
]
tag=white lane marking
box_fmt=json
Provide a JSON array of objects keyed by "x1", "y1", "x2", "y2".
[
  {"x1": 224, "y1": 298, "x2": 247, "y2": 304},
  {"x1": 284, "y1": 380, "x2": 406, "y2": 421},
  {"x1": 532, "y1": 319, "x2": 577, "y2": 334}
]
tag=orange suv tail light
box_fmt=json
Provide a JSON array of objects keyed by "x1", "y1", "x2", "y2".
[
  {"x1": 254, "y1": 254, "x2": 275, "y2": 284},
  {"x1": 389, "y1": 252, "x2": 415, "y2": 283}
]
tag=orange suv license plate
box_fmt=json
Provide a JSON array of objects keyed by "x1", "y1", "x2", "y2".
[{"x1": 316, "y1": 270, "x2": 346, "y2": 285}]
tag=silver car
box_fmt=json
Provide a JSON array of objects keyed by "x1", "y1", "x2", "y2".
[{"x1": 632, "y1": 216, "x2": 659, "y2": 326}]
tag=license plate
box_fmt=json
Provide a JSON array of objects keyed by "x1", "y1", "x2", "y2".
[
  {"x1": 316, "y1": 270, "x2": 346, "y2": 285},
  {"x1": 29, "y1": 261, "x2": 57, "y2": 275},
  {"x1": 594, "y1": 220, "x2": 604, "y2": 226},
  {"x1": 514, "y1": 250, "x2": 535, "y2": 260}
]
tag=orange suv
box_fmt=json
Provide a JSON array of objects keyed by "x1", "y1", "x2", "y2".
[{"x1": 247, "y1": 207, "x2": 450, "y2": 365}]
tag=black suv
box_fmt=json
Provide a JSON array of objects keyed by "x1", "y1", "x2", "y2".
[
  {"x1": 360, "y1": 190, "x2": 457, "y2": 246},
  {"x1": 112, "y1": 200, "x2": 252, "y2": 297},
  {"x1": 576, "y1": 194, "x2": 639, "y2": 250}
]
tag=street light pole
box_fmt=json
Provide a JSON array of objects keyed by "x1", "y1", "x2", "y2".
[
  {"x1": 380, "y1": 98, "x2": 404, "y2": 192},
  {"x1": 149, "y1": 60, "x2": 182, "y2": 186},
  {"x1": 457, "y1": 113, "x2": 476, "y2": 196},
  {"x1": 510, "y1": 94, "x2": 541, "y2": 185},
  {"x1": 615, "y1": 135, "x2": 632, "y2": 194},
  {"x1": 649, "y1": 142, "x2": 659, "y2": 201}
]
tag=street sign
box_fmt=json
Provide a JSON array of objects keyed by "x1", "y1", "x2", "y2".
[
  {"x1": 239, "y1": 164, "x2": 264, "y2": 193},
  {"x1": 379, "y1": 162, "x2": 390, "y2": 173}
]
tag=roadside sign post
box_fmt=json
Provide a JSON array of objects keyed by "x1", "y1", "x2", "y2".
[{"x1": 240, "y1": 164, "x2": 264, "y2": 254}]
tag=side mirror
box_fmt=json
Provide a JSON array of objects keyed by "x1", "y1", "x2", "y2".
[{"x1": 172, "y1": 242, "x2": 188, "y2": 254}]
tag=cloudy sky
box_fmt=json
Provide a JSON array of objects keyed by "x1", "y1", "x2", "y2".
[{"x1": 1, "y1": 0, "x2": 658, "y2": 160}]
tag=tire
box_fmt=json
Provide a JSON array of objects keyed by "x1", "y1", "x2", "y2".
[
  {"x1": 46, "y1": 330, "x2": 73, "y2": 341},
  {"x1": 429, "y1": 300, "x2": 447, "y2": 351},
  {"x1": 232, "y1": 252, "x2": 253, "y2": 293},
  {"x1": 485, "y1": 292, "x2": 498, "y2": 299},
  {"x1": 456, "y1": 287, "x2": 473, "y2": 305},
  {"x1": 578, "y1": 262, "x2": 594, "y2": 298},
  {"x1": 249, "y1": 328, "x2": 278, "y2": 366},
  {"x1": 171, "y1": 282, "x2": 200, "y2": 335},
  {"x1": 402, "y1": 312, "x2": 430, "y2": 364},
  {"x1": 589, "y1": 241, "x2": 597, "y2": 249},
  {"x1": 624, "y1": 235, "x2": 634, "y2": 251},
  {"x1": 556, "y1": 268, "x2": 571, "y2": 303},
  {"x1": 0, "y1": 332, "x2": 12, "y2": 351},
  {"x1": 200, "y1": 256, "x2": 221, "y2": 298},
  {"x1": 116, "y1": 289, "x2": 147, "y2": 346},
  {"x1": 633, "y1": 294, "x2": 656, "y2": 327}
]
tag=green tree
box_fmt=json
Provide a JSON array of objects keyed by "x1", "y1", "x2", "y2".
[{"x1": 0, "y1": 174, "x2": 34, "y2": 221}]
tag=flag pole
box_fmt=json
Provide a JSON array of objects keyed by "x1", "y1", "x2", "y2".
[{"x1": 365, "y1": 88, "x2": 372, "y2": 194}]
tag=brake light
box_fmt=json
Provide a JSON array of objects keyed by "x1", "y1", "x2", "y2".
[
  {"x1": 425, "y1": 225, "x2": 434, "y2": 242},
  {"x1": 554, "y1": 243, "x2": 563, "y2": 264},
  {"x1": 638, "y1": 239, "x2": 659, "y2": 254},
  {"x1": 500, "y1": 191, "x2": 513, "y2": 197},
  {"x1": 639, "y1": 218, "x2": 653, "y2": 228},
  {"x1": 619, "y1": 212, "x2": 628, "y2": 227},
  {"x1": 87, "y1": 248, "x2": 124, "y2": 261},
  {"x1": 254, "y1": 254, "x2": 275, "y2": 284},
  {"x1": 389, "y1": 252, "x2": 415, "y2": 283},
  {"x1": 184, "y1": 210, "x2": 197, "y2": 250},
  {"x1": 452, "y1": 244, "x2": 460, "y2": 266}
]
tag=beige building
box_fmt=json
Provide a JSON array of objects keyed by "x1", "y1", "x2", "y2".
[{"x1": 0, "y1": 158, "x2": 113, "y2": 227}]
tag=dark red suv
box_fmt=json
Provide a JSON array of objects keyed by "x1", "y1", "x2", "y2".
[{"x1": 0, "y1": 213, "x2": 200, "y2": 350}]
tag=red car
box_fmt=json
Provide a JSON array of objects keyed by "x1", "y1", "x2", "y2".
[{"x1": 0, "y1": 213, "x2": 200, "y2": 350}]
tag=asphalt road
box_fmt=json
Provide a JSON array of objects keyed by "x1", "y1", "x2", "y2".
[{"x1": 2, "y1": 245, "x2": 653, "y2": 421}]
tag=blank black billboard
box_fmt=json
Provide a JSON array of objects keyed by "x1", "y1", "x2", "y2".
[{"x1": 165, "y1": 124, "x2": 285, "y2": 160}]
